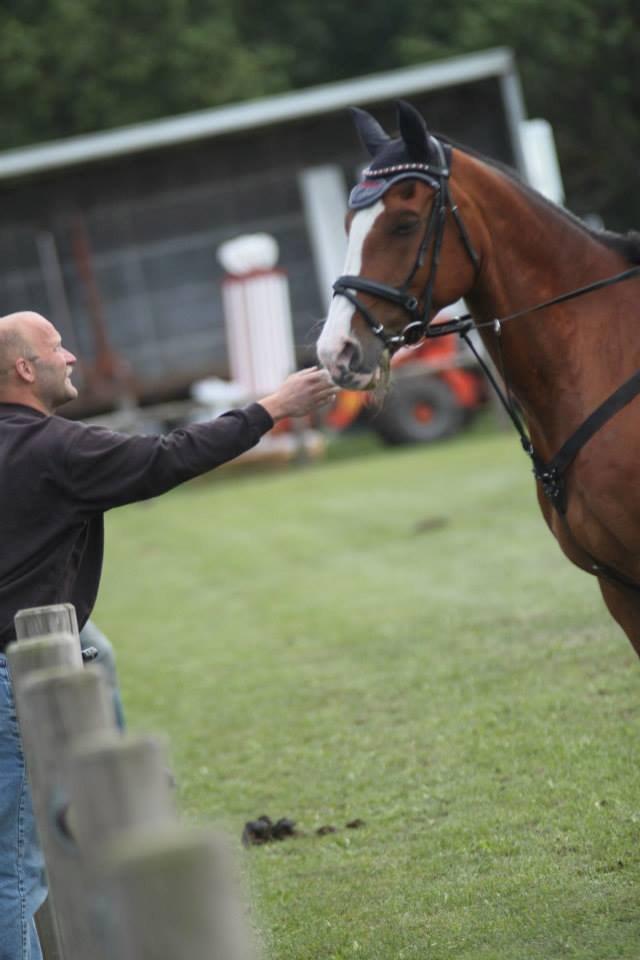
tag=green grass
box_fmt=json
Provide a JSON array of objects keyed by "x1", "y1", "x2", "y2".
[{"x1": 95, "y1": 426, "x2": 640, "y2": 960}]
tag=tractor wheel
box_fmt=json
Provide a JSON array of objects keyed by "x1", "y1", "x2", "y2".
[{"x1": 371, "y1": 366, "x2": 465, "y2": 445}]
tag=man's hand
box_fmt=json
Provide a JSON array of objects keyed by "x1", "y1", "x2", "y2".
[{"x1": 259, "y1": 367, "x2": 338, "y2": 422}]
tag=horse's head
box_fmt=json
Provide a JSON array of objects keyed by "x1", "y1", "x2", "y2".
[{"x1": 317, "y1": 101, "x2": 480, "y2": 389}]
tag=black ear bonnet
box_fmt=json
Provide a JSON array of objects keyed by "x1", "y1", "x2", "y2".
[{"x1": 348, "y1": 101, "x2": 451, "y2": 210}]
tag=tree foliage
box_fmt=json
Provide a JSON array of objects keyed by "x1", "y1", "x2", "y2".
[
  {"x1": 0, "y1": 0, "x2": 289, "y2": 143},
  {"x1": 1, "y1": 0, "x2": 638, "y2": 228},
  {"x1": 393, "y1": 0, "x2": 640, "y2": 229}
]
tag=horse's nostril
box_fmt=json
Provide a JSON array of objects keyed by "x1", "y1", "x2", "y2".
[{"x1": 337, "y1": 340, "x2": 362, "y2": 372}]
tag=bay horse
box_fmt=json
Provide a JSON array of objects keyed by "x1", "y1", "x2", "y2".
[{"x1": 317, "y1": 100, "x2": 640, "y2": 656}]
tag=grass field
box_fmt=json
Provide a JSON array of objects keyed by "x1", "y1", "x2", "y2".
[{"x1": 95, "y1": 424, "x2": 640, "y2": 960}]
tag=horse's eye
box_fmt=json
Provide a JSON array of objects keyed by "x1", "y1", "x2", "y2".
[{"x1": 392, "y1": 220, "x2": 419, "y2": 237}]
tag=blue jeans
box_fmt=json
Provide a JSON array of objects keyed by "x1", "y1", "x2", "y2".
[
  {"x1": 0, "y1": 655, "x2": 47, "y2": 960},
  {"x1": 79, "y1": 620, "x2": 125, "y2": 730}
]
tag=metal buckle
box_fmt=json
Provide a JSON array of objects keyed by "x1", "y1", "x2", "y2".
[{"x1": 401, "y1": 321, "x2": 426, "y2": 345}]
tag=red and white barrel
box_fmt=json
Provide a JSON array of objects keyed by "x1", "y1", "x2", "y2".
[{"x1": 218, "y1": 234, "x2": 296, "y2": 396}]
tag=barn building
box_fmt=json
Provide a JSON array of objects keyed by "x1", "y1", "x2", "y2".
[{"x1": 0, "y1": 47, "x2": 532, "y2": 415}]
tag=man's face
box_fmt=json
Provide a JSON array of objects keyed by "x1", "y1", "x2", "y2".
[{"x1": 29, "y1": 321, "x2": 78, "y2": 411}]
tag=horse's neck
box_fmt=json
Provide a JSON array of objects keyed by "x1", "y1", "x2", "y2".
[{"x1": 463, "y1": 160, "x2": 634, "y2": 456}]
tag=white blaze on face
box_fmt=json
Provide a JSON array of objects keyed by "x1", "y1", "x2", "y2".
[{"x1": 317, "y1": 200, "x2": 384, "y2": 379}]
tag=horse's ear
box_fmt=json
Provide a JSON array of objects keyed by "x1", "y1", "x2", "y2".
[
  {"x1": 350, "y1": 107, "x2": 390, "y2": 157},
  {"x1": 396, "y1": 100, "x2": 431, "y2": 162}
]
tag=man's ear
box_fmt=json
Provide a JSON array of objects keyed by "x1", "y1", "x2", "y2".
[{"x1": 15, "y1": 357, "x2": 36, "y2": 383}]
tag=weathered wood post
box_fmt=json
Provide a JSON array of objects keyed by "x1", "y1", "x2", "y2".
[
  {"x1": 14, "y1": 603, "x2": 79, "y2": 643},
  {"x1": 7, "y1": 626, "x2": 83, "y2": 960},
  {"x1": 8, "y1": 664, "x2": 117, "y2": 959},
  {"x1": 65, "y1": 731, "x2": 177, "y2": 949},
  {"x1": 104, "y1": 824, "x2": 256, "y2": 960},
  {"x1": 68, "y1": 730, "x2": 175, "y2": 845}
]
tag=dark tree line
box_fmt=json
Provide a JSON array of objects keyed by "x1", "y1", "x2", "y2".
[{"x1": 1, "y1": 0, "x2": 638, "y2": 228}]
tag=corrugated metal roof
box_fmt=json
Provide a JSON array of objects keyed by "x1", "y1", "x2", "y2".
[{"x1": 0, "y1": 47, "x2": 515, "y2": 181}]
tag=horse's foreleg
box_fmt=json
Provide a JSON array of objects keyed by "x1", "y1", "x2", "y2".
[{"x1": 597, "y1": 578, "x2": 640, "y2": 658}]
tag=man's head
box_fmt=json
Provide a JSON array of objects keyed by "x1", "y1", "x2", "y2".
[{"x1": 0, "y1": 312, "x2": 77, "y2": 414}]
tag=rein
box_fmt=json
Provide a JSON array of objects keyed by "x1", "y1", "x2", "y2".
[
  {"x1": 442, "y1": 264, "x2": 640, "y2": 338},
  {"x1": 433, "y1": 269, "x2": 640, "y2": 598},
  {"x1": 442, "y1": 264, "x2": 640, "y2": 479},
  {"x1": 446, "y1": 264, "x2": 640, "y2": 498},
  {"x1": 452, "y1": 265, "x2": 640, "y2": 598}
]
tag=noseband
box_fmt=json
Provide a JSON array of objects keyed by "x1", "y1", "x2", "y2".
[{"x1": 332, "y1": 139, "x2": 480, "y2": 351}]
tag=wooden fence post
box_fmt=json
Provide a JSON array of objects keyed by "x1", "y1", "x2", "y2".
[
  {"x1": 7, "y1": 630, "x2": 83, "y2": 960},
  {"x1": 11, "y1": 604, "x2": 81, "y2": 960},
  {"x1": 8, "y1": 632, "x2": 83, "y2": 681},
  {"x1": 14, "y1": 603, "x2": 79, "y2": 641},
  {"x1": 67, "y1": 730, "x2": 176, "y2": 850},
  {"x1": 11, "y1": 665, "x2": 116, "y2": 959},
  {"x1": 65, "y1": 732, "x2": 177, "y2": 949},
  {"x1": 104, "y1": 824, "x2": 256, "y2": 960}
]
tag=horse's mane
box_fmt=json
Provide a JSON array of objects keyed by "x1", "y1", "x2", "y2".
[{"x1": 439, "y1": 134, "x2": 640, "y2": 266}]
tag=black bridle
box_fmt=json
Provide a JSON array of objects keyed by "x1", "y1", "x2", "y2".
[
  {"x1": 333, "y1": 139, "x2": 640, "y2": 352},
  {"x1": 331, "y1": 137, "x2": 640, "y2": 469},
  {"x1": 332, "y1": 138, "x2": 480, "y2": 351}
]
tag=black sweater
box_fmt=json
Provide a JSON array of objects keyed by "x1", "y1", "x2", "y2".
[{"x1": 0, "y1": 402, "x2": 273, "y2": 651}]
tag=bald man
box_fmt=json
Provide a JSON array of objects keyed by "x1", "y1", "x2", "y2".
[{"x1": 0, "y1": 311, "x2": 337, "y2": 959}]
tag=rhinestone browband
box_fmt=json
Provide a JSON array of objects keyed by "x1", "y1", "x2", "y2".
[{"x1": 363, "y1": 161, "x2": 448, "y2": 178}]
